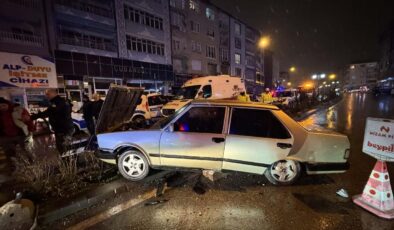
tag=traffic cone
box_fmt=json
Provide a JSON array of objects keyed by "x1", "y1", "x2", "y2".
[{"x1": 353, "y1": 160, "x2": 394, "y2": 219}]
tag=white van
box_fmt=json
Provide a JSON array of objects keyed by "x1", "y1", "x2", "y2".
[{"x1": 161, "y1": 75, "x2": 246, "y2": 116}]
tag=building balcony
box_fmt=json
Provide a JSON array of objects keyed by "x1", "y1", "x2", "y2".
[
  {"x1": 0, "y1": 30, "x2": 43, "y2": 47},
  {"x1": 58, "y1": 36, "x2": 116, "y2": 52},
  {"x1": 55, "y1": 0, "x2": 114, "y2": 19}
]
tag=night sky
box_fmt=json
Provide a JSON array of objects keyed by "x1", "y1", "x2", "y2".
[{"x1": 212, "y1": 0, "x2": 394, "y2": 82}]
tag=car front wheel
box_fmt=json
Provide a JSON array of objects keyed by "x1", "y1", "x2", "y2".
[
  {"x1": 118, "y1": 150, "x2": 149, "y2": 181},
  {"x1": 265, "y1": 159, "x2": 301, "y2": 185}
]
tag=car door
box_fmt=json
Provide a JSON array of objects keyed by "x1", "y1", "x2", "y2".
[
  {"x1": 222, "y1": 107, "x2": 294, "y2": 174},
  {"x1": 159, "y1": 105, "x2": 228, "y2": 170}
]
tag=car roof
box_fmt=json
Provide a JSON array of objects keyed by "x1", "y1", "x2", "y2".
[{"x1": 191, "y1": 99, "x2": 280, "y2": 110}]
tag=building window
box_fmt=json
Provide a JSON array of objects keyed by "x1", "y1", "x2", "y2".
[
  {"x1": 58, "y1": 28, "x2": 115, "y2": 51},
  {"x1": 220, "y1": 48, "x2": 229, "y2": 62},
  {"x1": 206, "y1": 8, "x2": 215, "y2": 20},
  {"x1": 126, "y1": 35, "x2": 165, "y2": 56},
  {"x1": 235, "y1": 37, "x2": 241, "y2": 49},
  {"x1": 234, "y1": 22, "x2": 241, "y2": 36},
  {"x1": 171, "y1": 12, "x2": 186, "y2": 32},
  {"x1": 173, "y1": 39, "x2": 181, "y2": 51},
  {"x1": 191, "y1": 40, "x2": 202, "y2": 53},
  {"x1": 206, "y1": 46, "x2": 216, "y2": 59},
  {"x1": 235, "y1": 53, "x2": 241, "y2": 64},
  {"x1": 170, "y1": 0, "x2": 176, "y2": 7},
  {"x1": 190, "y1": 21, "x2": 200, "y2": 33},
  {"x1": 189, "y1": 0, "x2": 199, "y2": 13},
  {"x1": 235, "y1": 68, "x2": 242, "y2": 76},
  {"x1": 124, "y1": 5, "x2": 163, "y2": 30},
  {"x1": 207, "y1": 27, "x2": 215, "y2": 38}
]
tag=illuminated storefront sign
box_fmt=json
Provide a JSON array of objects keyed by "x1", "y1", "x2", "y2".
[{"x1": 0, "y1": 51, "x2": 58, "y2": 88}]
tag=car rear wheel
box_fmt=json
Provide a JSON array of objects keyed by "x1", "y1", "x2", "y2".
[
  {"x1": 118, "y1": 150, "x2": 149, "y2": 181},
  {"x1": 132, "y1": 116, "x2": 146, "y2": 129},
  {"x1": 265, "y1": 159, "x2": 301, "y2": 185}
]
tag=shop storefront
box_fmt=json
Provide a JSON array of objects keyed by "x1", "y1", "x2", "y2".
[
  {"x1": 54, "y1": 50, "x2": 174, "y2": 110},
  {"x1": 0, "y1": 51, "x2": 58, "y2": 112}
]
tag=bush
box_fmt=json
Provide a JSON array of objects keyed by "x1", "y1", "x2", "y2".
[{"x1": 13, "y1": 143, "x2": 111, "y2": 199}]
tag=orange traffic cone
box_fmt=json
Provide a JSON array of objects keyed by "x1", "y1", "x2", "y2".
[{"x1": 353, "y1": 160, "x2": 394, "y2": 219}]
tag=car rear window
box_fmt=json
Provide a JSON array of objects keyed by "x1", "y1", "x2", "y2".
[{"x1": 229, "y1": 108, "x2": 291, "y2": 139}]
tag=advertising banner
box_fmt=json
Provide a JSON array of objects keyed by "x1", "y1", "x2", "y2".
[
  {"x1": 0, "y1": 51, "x2": 57, "y2": 88},
  {"x1": 362, "y1": 117, "x2": 394, "y2": 162}
]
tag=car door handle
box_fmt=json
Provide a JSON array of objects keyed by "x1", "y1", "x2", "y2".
[
  {"x1": 212, "y1": 137, "x2": 225, "y2": 143},
  {"x1": 277, "y1": 143, "x2": 292, "y2": 149}
]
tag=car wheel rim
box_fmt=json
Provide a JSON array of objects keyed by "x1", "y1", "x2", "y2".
[
  {"x1": 270, "y1": 160, "x2": 297, "y2": 182},
  {"x1": 122, "y1": 153, "x2": 145, "y2": 177}
]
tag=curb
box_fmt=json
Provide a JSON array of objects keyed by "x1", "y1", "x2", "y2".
[
  {"x1": 38, "y1": 170, "x2": 173, "y2": 225},
  {"x1": 38, "y1": 179, "x2": 128, "y2": 224}
]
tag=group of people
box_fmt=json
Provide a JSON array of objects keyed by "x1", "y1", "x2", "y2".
[
  {"x1": 1, "y1": 89, "x2": 103, "y2": 171},
  {"x1": 237, "y1": 88, "x2": 273, "y2": 103}
]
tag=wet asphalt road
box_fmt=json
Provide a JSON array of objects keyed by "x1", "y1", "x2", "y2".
[{"x1": 61, "y1": 93, "x2": 394, "y2": 230}]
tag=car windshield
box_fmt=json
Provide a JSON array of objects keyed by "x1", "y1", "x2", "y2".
[
  {"x1": 174, "y1": 85, "x2": 201, "y2": 99},
  {"x1": 150, "y1": 105, "x2": 188, "y2": 129}
]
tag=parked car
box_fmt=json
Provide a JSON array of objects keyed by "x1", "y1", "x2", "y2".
[
  {"x1": 95, "y1": 100, "x2": 350, "y2": 185},
  {"x1": 274, "y1": 89, "x2": 298, "y2": 108},
  {"x1": 72, "y1": 93, "x2": 167, "y2": 131}
]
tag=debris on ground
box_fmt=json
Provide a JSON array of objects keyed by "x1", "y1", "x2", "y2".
[
  {"x1": 336, "y1": 188, "x2": 349, "y2": 198},
  {"x1": 144, "y1": 199, "x2": 169, "y2": 206}
]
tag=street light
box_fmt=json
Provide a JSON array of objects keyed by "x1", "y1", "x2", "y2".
[
  {"x1": 320, "y1": 74, "x2": 326, "y2": 79},
  {"x1": 287, "y1": 82, "x2": 292, "y2": 86},
  {"x1": 258, "y1": 36, "x2": 271, "y2": 49},
  {"x1": 290, "y1": 66, "x2": 296, "y2": 72},
  {"x1": 312, "y1": 74, "x2": 317, "y2": 80}
]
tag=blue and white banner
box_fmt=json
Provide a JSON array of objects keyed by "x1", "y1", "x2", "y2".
[{"x1": 0, "y1": 51, "x2": 57, "y2": 88}]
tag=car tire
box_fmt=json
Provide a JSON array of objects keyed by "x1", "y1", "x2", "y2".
[
  {"x1": 264, "y1": 159, "x2": 301, "y2": 185},
  {"x1": 117, "y1": 150, "x2": 149, "y2": 181},
  {"x1": 132, "y1": 116, "x2": 146, "y2": 129}
]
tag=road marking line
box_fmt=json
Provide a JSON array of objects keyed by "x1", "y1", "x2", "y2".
[{"x1": 66, "y1": 189, "x2": 157, "y2": 230}]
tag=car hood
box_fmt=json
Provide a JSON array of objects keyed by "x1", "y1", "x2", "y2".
[
  {"x1": 162, "y1": 99, "x2": 191, "y2": 110},
  {"x1": 96, "y1": 86, "x2": 144, "y2": 134}
]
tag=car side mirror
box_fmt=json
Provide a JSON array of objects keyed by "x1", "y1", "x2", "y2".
[{"x1": 167, "y1": 123, "x2": 174, "y2": 132}]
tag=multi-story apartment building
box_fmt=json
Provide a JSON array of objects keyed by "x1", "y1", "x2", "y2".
[
  {"x1": 116, "y1": 0, "x2": 173, "y2": 92},
  {"x1": 170, "y1": 0, "x2": 220, "y2": 85},
  {"x1": 0, "y1": 0, "x2": 57, "y2": 108},
  {"x1": 0, "y1": 0, "x2": 55, "y2": 57},
  {"x1": 379, "y1": 21, "x2": 394, "y2": 79},
  {"x1": 344, "y1": 62, "x2": 379, "y2": 90},
  {"x1": 170, "y1": 0, "x2": 264, "y2": 91},
  {"x1": 53, "y1": 0, "x2": 173, "y2": 103}
]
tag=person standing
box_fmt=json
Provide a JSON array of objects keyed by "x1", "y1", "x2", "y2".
[
  {"x1": 31, "y1": 89, "x2": 74, "y2": 154},
  {"x1": 92, "y1": 94, "x2": 104, "y2": 121},
  {"x1": 0, "y1": 98, "x2": 30, "y2": 171},
  {"x1": 261, "y1": 88, "x2": 273, "y2": 104},
  {"x1": 79, "y1": 95, "x2": 94, "y2": 135},
  {"x1": 237, "y1": 91, "x2": 250, "y2": 102}
]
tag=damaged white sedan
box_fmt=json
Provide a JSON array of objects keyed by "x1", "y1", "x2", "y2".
[{"x1": 96, "y1": 100, "x2": 350, "y2": 185}]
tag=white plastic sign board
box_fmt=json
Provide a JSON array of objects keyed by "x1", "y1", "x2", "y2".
[
  {"x1": 362, "y1": 117, "x2": 394, "y2": 162},
  {"x1": 0, "y1": 51, "x2": 57, "y2": 88}
]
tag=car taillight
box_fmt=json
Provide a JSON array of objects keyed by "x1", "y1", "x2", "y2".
[{"x1": 344, "y1": 149, "x2": 350, "y2": 159}]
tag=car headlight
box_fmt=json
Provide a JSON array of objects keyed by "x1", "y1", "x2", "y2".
[{"x1": 344, "y1": 149, "x2": 350, "y2": 159}]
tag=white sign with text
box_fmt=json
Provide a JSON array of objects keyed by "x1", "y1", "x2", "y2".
[
  {"x1": 0, "y1": 51, "x2": 57, "y2": 88},
  {"x1": 362, "y1": 117, "x2": 394, "y2": 162}
]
